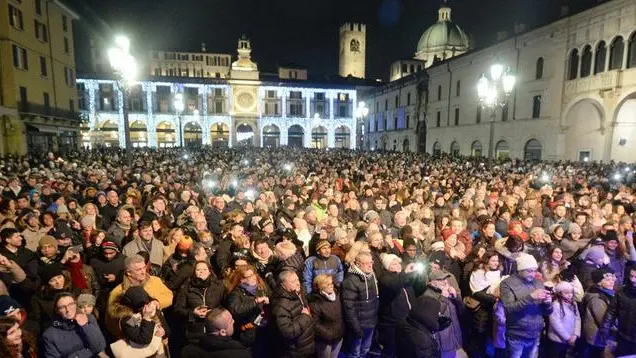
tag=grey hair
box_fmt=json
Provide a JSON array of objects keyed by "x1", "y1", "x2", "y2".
[
  {"x1": 124, "y1": 254, "x2": 146, "y2": 270},
  {"x1": 354, "y1": 251, "x2": 372, "y2": 265},
  {"x1": 278, "y1": 270, "x2": 297, "y2": 284}
]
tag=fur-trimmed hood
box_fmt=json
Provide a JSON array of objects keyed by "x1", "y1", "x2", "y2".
[{"x1": 275, "y1": 240, "x2": 297, "y2": 261}]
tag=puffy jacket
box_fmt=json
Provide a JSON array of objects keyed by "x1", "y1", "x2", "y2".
[
  {"x1": 303, "y1": 255, "x2": 344, "y2": 294},
  {"x1": 581, "y1": 285, "x2": 614, "y2": 347},
  {"x1": 226, "y1": 283, "x2": 271, "y2": 347},
  {"x1": 377, "y1": 270, "x2": 415, "y2": 327},
  {"x1": 395, "y1": 296, "x2": 444, "y2": 358},
  {"x1": 181, "y1": 334, "x2": 251, "y2": 358},
  {"x1": 41, "y1": 314, "x2": 106, "y2": 358},
  {"x1": 500, "y1": 274, "x2": 552, "y2": 340},
  {"x1": 174, "y1": 276, "x2": 225, "y2": 340},
  {"x1": 548, "y1": 300, "x2": 581, "y2": 343},
  {"x1": 271, "y1": 287, "x2": 315, "y2": 358},
  {"x1": 422, "y1": 286, "x2": 463, "y2": 353},
  {"x1": 603, "y1": 281, "x2": 636, "y2": 343},
  {"x1": 308, "y1": 291, "x2": 345, "y2": 343},
  {"x1": 341, "y1": 264, "x2": 379, "y2": 337}
]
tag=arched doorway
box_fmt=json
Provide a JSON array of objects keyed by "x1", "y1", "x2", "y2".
[
  {"x1": 611, "y1": 95, "x2": 636, "y2": 162},
  {"x1": 495, "y1": 140, "x2": 510, "y2": 160},
  {"x1": 381, "y1": 135, "x2": 388, "y2": 151},
  {"x1": 335, "y1": 126, "x2": 350, "y2": 148},
  {"x1": 524, "y1": 139, "x2": 542, "y2": 162},
  {"x1": 450, "y1": 141, "x2": 460, "y2": 157},
  {"x1": 236, "y1": 123, "x2": 254, "y2": 147},
  {"x1": 471, "y1": 141, "x2": 483, "y2": 157},
  {"x1": 100, "y1": 120, "x2": 119, "y2": 147},
  {"x1": 564, "y1": 99, "x2": 604, "y2": 161},
  {"x1": 129, "y1": 120, "x2": 147, "y2": 147},
  {"x1": 312, "y1": 126, "x2": 328, "y2": 148},
  {"x1": 183, "y1": 122, "x2": 202, "y2": 147},
  {"x1": 402, "y1": 138, "x2": 410, "y2": 152},
  {"x1": 262, "y1": 124, "x2": 280, "y2": 148},
  {"x1": 156, "y1": 121, "x2": 176, "y2": 148},
  {"x1": 210, "y1": 123, "x2": 229, "y2": 147},
  {"x1": 288, "y1": 125, "x2": 304, "y2": 148},
  {"x1": 432, "y1": 141, "x2": 441, "y2": 156}
]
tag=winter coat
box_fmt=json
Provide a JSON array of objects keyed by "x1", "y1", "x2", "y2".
[
  {"x1": 273, "y1": 241, "x2": 305, "y2": 285},
  {"x1": 341, "y1": 263, "x2": 379, "y2": 337},
  {"x1": 309, "y1": 291, "x2": 345, "y2": 343},
  {"x1": 548, "y1": 300, "x2": 581, "y2": 343},
  {"x1": 271, "y1": 287, "x2": 315, "y2": 358},
  {"x1": 492, "y1": 301, "x2": 506, "y2": 349},
  {"x1": 181, "y1": 334, "x2": 251, "y2": 358},
  {"x1": 122, "y1": 237, "x2": 164, "y2": 268},
  {"x1": 0, "y1": 245, "x2": 39, "y2": 308},
  {"x1": 174, "y1": 276, "x2": 225, "y2": 340},
  {"x1": 106, "y1": 221, "x2": 130, "y2": 247},
  {"x1": 603, "y1": 282, "x2": 636, "y2": 343},
  {"x1": 30, "y1": 282, "x2": 73, "y2": 331},
  {"x1": 162, "y1": 258, "x2": 195, "y2": 292},
  {"x1": 226, "y1": 284, "x2": 271, "y2": 347},
  {"x1": 422, "y1": 286, "x2": 463, "y2": 353},
  {"x1": 395, "y1": 303, "x2": 442, "y2": 358},
  {"x1": 377, "y1": 271, "x2": 415, "y2": 327},
  {"x1": 500, "y1": 274, "x2": 552, "y2": 340},
  {"x1": 214, "y1": 237, "x2": 235, "y2": 275},
  {"x1": 606, "y1": 249, "x2": 626, "y2": 287},
  {"x1": 303, "y1": 254, "x2": 344, "y2": 294},
  {"x1": 204, "y1": 206, "x2": 223, "y2": 236},
  {"x1": 578, "y1": 260, "x2": 600, "y2": 290},
  {"x1": 41, "y1": 315, "x2": 106, "y2": 358},
  {"x1": 469, "y1": 269, "x2": 501, "y2": 334},
  {"x1": 581, "y1": 285, "x2": 614, "y2": 347}
]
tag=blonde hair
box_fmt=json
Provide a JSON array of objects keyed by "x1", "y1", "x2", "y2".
[{"x1": 313, "y1": 274, "x2": 333, "y2": 292}]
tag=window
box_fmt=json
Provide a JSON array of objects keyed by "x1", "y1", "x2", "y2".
[
  {"x1": 39, "y1": 56, "x2": 47, "y2": 76},
  {"x1": 34, "y1": 20, "x2": 48, "y2": 42},
  {"x1": 454, "y1": 108, "x2": 459, "y2": 126},
  {"x1": 338, "y1": 104, "x2": 347, "y2": 117},
  {"x1": 437, "y1": 85, "x2": 442, "y2": 100},
  {"x1": 532, "y1": 95, "x2": 541, "y2": 118},
  {"x1": 153, "y1": 52, "x2": 159, "y2": 59},
  {"x1": 568, "y1": 49, "x2": 579, "y2": 80},
  {"x1": 394, "y1": 116, "x2": 398, "y2": 130},
  {"x1": 535, "y1": 57, "x2": 544, "y2": 79},
  {"x1": 290, "y1": 103, "x2": 303, "y2": 116},
  {"x1": 215, "y1": 100, "x2": 223, "y2": 113},
  {"x1": 609, "y1": 37, "x2": 625, "y2": 70},
  {"x1": 214, "y1": 88, "x2": 223, "y2": 97},
  {"x1": 395, "y1": 96, "x2": 399, "y2": 108},
  {"x1": 12, "y1": 45, "x2": 28, "y2": 70},
  {"x1": 501, "y1": 103, "x2": 509, "y2": 121},
  {"x1": 401, "y1": 64, "x2": 407, "y2": 73},
  {"x1": 64, "y1": 67, "x2": 74, "y2": 86},
  {"x1": 8, "y1": 5, "x2": 24, "y2": 30},
  {"x1": 580, "y1": 45, "x2": 592, "y2": 77},
  {"x1": 350, "y1": 39, "x2": 360, "y2": 52},
  {"x1": 62, "y1": 15, "x2": 68, "y2": 32},
  {"x1": 375, "y1": 101, "x2": 379, "y2": 112},
  {"x1": 43, "y1": 92, "x2": 50, "y2": 109},
  {"x1": 628, "y1": 33, "x2": 636, "y2": 68},
  {"x1": 406, "y1": 115, "x2": 410, "y2": 128},
  {"x1": 154, "y1": 68, "x2": 161, "y2": 76},
  {"x1": 384, "y1": 99, "x2": 388, "y2": 111},
  {"x1": 69, "y1": 99, "x2": 74, "y2": 113},
  {"x1": 456, "y1": 80, "x2": 461, "y2": 96},
  {"x1": 19, "y1": 87, "x2": 27, "y2": 105},
  {"x1": 290, "y1": 91, "x2": 302, "y2": 99},
  {"x1": 35, "y1": 0, "x2": 42, "y2": 15},
  {"x1": 595, "y1": 42, "x2": 607, "y2": 74},
  {"x1": 63, "y1": 37, "x2": 69, "y2": 54},
  {"x1": 267, "y1": 90, "x2": 276, "y2": 98},
  {"x1": 338, "y1": 93, "x2": 349, "y2": 102},
  {"x1": 476, "y1": 106, "x2": 482, "y2": 124},
  {"x1": 436, "y1": 111, "x2": 441, "y2": 127},
  {"x1": 315, "y1": 92, "x2": 325, "y2": 101},
  {"x1": 407, "y1": 92, "x2": 411, "y2": 106}
]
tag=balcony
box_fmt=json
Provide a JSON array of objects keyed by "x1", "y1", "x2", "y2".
[{"x1": 18, "y1": 102, "x2": 81, "y2": 121}]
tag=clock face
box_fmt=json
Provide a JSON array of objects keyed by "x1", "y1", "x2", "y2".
[{"x1": 237, "y1": 92, "x2": 254, "y2": 108}]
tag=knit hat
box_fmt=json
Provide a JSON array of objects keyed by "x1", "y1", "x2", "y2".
[
  {"x1": 0, "y1": 295, "x2": 22, "y2": 317},
  {"x1": 601, "y1": 230, "x2": 619, "y2": 243},
  {"x1": 555, "y1": 281, "x2": 573, "y2": 293},
  {"x1": 38, "y1": 235, "x2": 58, "y2": 250},
  {"x1": 380, "y1": 253, "x2": 401, "y2": 271},
  {"x1": 122, "y1": 286, "x2": 151, "y2": 313},
  {"x1": 568, "y1": 223, "x2": 581, "y2": 234},
  {"x1": 586, "y1": 246, "x2": 607, "y2": 264},
  {"x1": 315, "y1": 240, "x2": 331, "y2": 252},
  {"x1": 428, "y1": 250, "x2": 448, "y2": 267},
  {"x1": 430, "y1": 241, "x2": 445, "y2": 251},
  {"x1": 40, "y1": 262, "x2": 64, "y2": 283},
  {"x1": 77, "y1": 293, "x2": 96, "y2": 307},
  {"x1": 440, "y1": 228, "x2": 455, "y2": 241},
  {"x1": 56, "y1": 204, "x2": 69, "y2": 214},
  {"x1": 515, "y1": 253, "x2": 538, "y2": 271},
  {"x1": 80, "y1": 216, "x2": 95, "y2": 229},
  {"x1": 591, "y1": 267, "x2": 615, "y2": 284},
  {"x1": 177, "y1": 236, "x2": 194, "y2": 251},
  {"x1": 363, "y1": 210, "x2": 380, "y2": 223},
  {"x1": 101, "y1": 241, "x2": 120, "y2": 253},
  {"x1": 258, "y1": 217, "x2": 273, "y2": 231}
]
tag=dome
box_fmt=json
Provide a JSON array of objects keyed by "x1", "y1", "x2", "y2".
[{"x1": 415, "y1": 6, "x2": 470, "y2": 58}]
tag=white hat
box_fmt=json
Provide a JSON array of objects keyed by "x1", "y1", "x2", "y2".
[
  {"x1": 380, "y1": 253, "x2": 401, "y2": 271},
  {"x1": 430, "y1": 241, "x2": 445, "y2": 251},
  {"x1": 516, "y1": 253, "x2": 538, "y2": 271}
]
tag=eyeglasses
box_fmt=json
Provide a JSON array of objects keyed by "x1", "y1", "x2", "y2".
[{"x1": 56, "y1": 302, "x2": 76, "y2": 311}]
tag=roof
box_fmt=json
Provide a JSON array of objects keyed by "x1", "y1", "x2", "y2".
[{"x1": 416, "y1": 21, "x2": 470, "y2": 54}]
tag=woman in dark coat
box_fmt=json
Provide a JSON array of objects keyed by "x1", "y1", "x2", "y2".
[
  {"x1": 174, "y1": 261, "x2": 224, "y2": 342},
  {"x1": 225, "y1": 264, "x2": 272, "y2": 356},
  {"x1": 309, "y1": 274, "x2": 345, "y2": 358},
  {"x1": 29, "y1": 263, "x2": 73, "y2": 331}
]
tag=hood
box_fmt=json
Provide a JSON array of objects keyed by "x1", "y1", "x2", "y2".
[
  {"x1": 408, "y1": 295, "x2": 442, "y2": 332},
  {"x1": 275, "y1": 240, "x2": 297, "y2": 260}
]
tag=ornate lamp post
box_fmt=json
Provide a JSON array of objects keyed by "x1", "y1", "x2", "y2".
[
  {"x1": 173, "y1": 93, "x2": 185, "y2": 147},
  {"x1": 476, "y1": 63, "x2": 516, "y2": 158},
  {"x1": 108, "y1": 35, "x2": 137, "y2": 165}
]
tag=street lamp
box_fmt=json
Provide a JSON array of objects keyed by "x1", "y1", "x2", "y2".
[
  {"x1": 173, "y1": 93, "x2": 185, "y2": 147},
  {"x1": 108, "y1": 35, "x2": 137, "y2": 165},
  {"x1": 355, "y1": 101, "x2": 369, "y2": 149},
  {"x1": 477, "y1": 63, "x2": 515, "y2": 158}
]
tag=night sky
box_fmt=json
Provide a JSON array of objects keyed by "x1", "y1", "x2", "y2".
[{"x1": 69, "y1": 0, "x2": 601, "y2": 80}]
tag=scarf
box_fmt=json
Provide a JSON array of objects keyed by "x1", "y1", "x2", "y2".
[
  {"x1": 240, "y1": 282, "x2": 258, "y2": 296},
  {"x1": 66, "y1": 260, "x2": 88, "y2": 290},
  {"x1": 251, "y1": 247, "x2": 272, "y2": 265},
  {"x1": 321, "y1": 291, "x2": 336, "y2": 302}
]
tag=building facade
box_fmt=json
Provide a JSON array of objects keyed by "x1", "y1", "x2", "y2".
[
  {"x1": 426, "y1": 0, "x2": 636, "y2": 162},
  {"x1": 149, "y1": 43, "x2": 232, "y2": 79},
  {"x1": 0, "y1": 0, "x2": 80, "y2": 155}
]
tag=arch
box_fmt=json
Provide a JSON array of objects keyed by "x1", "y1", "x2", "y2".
[
  {"x1": 523, "y1": 138, "x2": 542, "y2": 162},
  {"x1": 627, "y1": 32, "x2": 636, "y2": 68},
  {"x1": 287, "y1": 124, "x2": 304, "y2": 148},
  {"x1": 350, "y1": 39, "x2": 360, "y2": 52},
  {"x1": 210, "y1": 122, "x2": 229, "y2": 147},
  {"x1": 594, "y1": 41, "x2": 607, "y2": 74},
  {"x1": 183, "y1": 122, "x2": 202, "y2": 147},
  {"x1": 535, "y1": 57, "x2": 544, "y2": 79},
  {"x1": 156, "y1": 121, "x2": 176, "y2": 148},
  {"x1": 129, "y1": 120, "x2": 147, "y2": 148},
  {"x1": 568, "y1": 49, "x2": 579, "y2": 80},
  {"x1": 335, "y1": 125, "x2": 351, "y2": 148},
  {"x1": 495, "y1": 140, "x2": 510, "y2": 160},
  {"x1": 312, "y1": 126, "x2": 328, "y2": 148},
  {"x1": 100, "y1": 120, "x2": 119, "y2": 147},
  {"x1": 432, "y1": 141, "x2": 441, "y2": 156},
  {"x1": 402, "y1": 138, "x2": 410, "y2": 152},
  {"x1": 236, "y1": 123, "x2": 254, "y2": 147},
  {"x1": 564, "y1": 98, "x2": 605, "y2": 161},
  {"x1": 471, "y1": 140, "x2": 483, "y2": 157},
  {"x1": 580, "y1": 45, "x2": 592, "y2": 77},
  {"x1": 450, "y1": 141, "x2": 460, "y2": 157},
  {"x1": 611, "y1": 93, "x2": 636, "y2": 162},
  {"x1": 609, "y1": 36, "x2": 625, "y2": 70},
  {"x1": 262, "y1": 124, "x2": 280, "y2": 148}
]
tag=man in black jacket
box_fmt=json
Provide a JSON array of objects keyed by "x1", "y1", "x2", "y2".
[
  {"x1": 395, "y1": 295, "x2": 449, "y2": 358},
  {"x1": 181, "y1": 308, "x2": 250, "y2": 358},
  {"x1": 603, "y1": 265, "x2": 636, "y2": 356}
]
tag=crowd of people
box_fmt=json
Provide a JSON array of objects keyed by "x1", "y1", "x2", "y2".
[{"x1": 0, "y1": 146, "x2": 634, "y2": 358}]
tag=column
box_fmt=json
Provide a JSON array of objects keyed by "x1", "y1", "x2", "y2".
[
  {"x1": 229, "y1": 119, "x2": 234, "y2": 148},
  {"x1": 350, "y1": 120, "x2": 357, "y2": 150},
  {"x1": 117, "y1": 86, "x2": 126, "y2": 148},
  {"x1": 201, "y1": 86, "x2": 210, "y2": 145},
  {"x1": 280, "y1": 89, "x2": 287, "y2": 117},
  {"x1": 328, "y1": 90, "x2": 335, "y2": 120},
  {"x1": 144, "y1": 82, "x2": 157, "y2": 147},
  {"x1": 304, "y1": 90, "x2": 311, "y2": 118},
  {"x1": 327, "y1": 126, "x2": 335, "y2": 148},
  {"x1": 280, "y1": 125, "x2": 288, "y2": 146},
  {"x1": 304, "y1": 123, "x2": 311, "y2": 148},
  {"x1": 87, "y1": 81, "x2": 98, "y2": 131}
]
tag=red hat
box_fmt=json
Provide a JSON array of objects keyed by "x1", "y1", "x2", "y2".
[
  {"x1": 441, "y1": 228, "x2": 455, "y2": 241},
  {"x1": 177, "y1": 236, "x2": 194, "y2": 251},
  {"x1": 101, "y1": 241, "x2": 120, "y2": 253}
]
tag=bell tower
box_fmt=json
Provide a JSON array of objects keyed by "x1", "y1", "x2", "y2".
[{"x1": 339, "y1": 22, "x2": 366, "y2": 79}]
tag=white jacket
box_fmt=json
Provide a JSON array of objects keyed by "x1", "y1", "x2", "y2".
[{"x1": 548, "y1": 300, "x2": 581, "y2": 343}]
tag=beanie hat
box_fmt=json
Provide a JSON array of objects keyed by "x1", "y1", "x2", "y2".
[
  {"x1": 315, "y1": 240, "x2": 331, "y2": 252},
  {"x1": 601, "y1": 230, "x2": 619, "y2": 243},
  {"x1": 440, "y1": 228, "x2": 455, "y2": 241},
  {"x1": 38, "y1": 235, "x2": 58, "y2": 250},
  {"x1": 177, "y1": 236, "x2": 193, "y2": 251},
  {"x1": 555, "y1": 281, "x2": 573, "y2": 293},
  {"x1": 122, "y1": 286, "x2": 151, "y2": 313},
  {"x1": 258, "y1": 217, "x2": 273, "y2": 231},
  {"x1": 515, "y1": 253, "x2": 538, "y2": 271},
  {"x1": 80, "y1": 216, "x2": 95, "y2": 228},
  {"x1": 429, "y1": 250, "x2": 448, "y2": 267},
  {"x1": 77, "y1": 293, "x2": 96, "y2": 307},
  {"x1": 40, "y1": 262, "x2": 64, "y2": 283},
  {"x1": 430, "y1": 241, "x2": 445, "y2": 251},
  {"x1": 586, "y1": 246, "x2": 607, "y2": 264},
  {"x1": 380, "y1": 253, "x2": 401, "y2": 271},
  {"x1": 568, "y1": 223, "x2": 581, "y2": 234},
  {"x1": 101, "y1": 241, "x2": 120, "y2": 253},
  {"x1": 591, "y1": 267, "x2": 615, "y2": 285},
  {"x1": 0, "y1": 295, "x2": 22, "y2": 317},
  {"x1": 56, "y1": 204, "x2": 69, "y2": 214}
]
